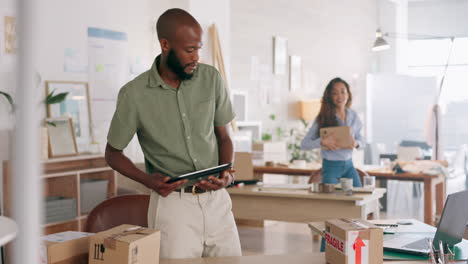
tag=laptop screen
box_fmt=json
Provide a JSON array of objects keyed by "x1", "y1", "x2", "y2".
[{"x1": 433, "y1": 190, "x2": 468, "y2": 248}]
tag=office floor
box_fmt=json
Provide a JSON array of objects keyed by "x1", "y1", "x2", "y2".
[
  {"x1": 237, "y1": 212, "x2": 391, "y2": 256},
  {"x1": 237, "y1": 221, "x2": 320, "y2": 256}
]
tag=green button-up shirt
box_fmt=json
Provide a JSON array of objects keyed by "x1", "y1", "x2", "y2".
[{"x1": 107, "y1": 56, "x2": 235, "y2": 177}]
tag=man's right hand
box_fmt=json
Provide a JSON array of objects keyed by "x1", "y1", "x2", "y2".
[{"x1": 144, "y1": 173, "x2": 187, "y2": 197}]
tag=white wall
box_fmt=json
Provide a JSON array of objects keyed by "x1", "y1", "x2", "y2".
[
  {"x1": 0, "y1": 0, "x2": 16, "y2": 133},
  {"x1": 0, "y1": 0, "x2": 175, "y2": 182},
  {"x1": 370, "y1": 0, "x2": 468, "y2": 150},
  {"x1": 374, "y1": 0, "x2": 409, "y2": 74},
  {"x1": 409, "y1": 0, "x2": 468, "y2": 38},
  {"x1": 376, "y1": 0, "x2": 468, "y2": 74},
  {"x1": 190, "y1": 0, "x2": 231, "y2": 84},
  {"x1": 230, "y1": 0, "x2": 377, "y2": 135},
  {"x1": 0, "y1": 0, "x2": 231, "y2": 166},
  {"x1": 366, "y1": 73, "x2": 437, "y2": 151}
]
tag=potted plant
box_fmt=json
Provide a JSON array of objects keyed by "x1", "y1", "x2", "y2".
[
  {"x1": 0, "y1": 91, "x2": 14, "y2": 111},
  {"x1": 1, "y1": 89, "x2": 68, "y2": 159},
  {"x1": 44, "y1": 90, "x2": 68, "y2": 126},
  {"x1": 287, "y1": 119, "x2": 319, "y2": 164}
]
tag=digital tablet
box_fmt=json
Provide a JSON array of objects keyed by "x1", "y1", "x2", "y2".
[{"x1": 166, "y1": 163, "x2": 232, "y2": 183}]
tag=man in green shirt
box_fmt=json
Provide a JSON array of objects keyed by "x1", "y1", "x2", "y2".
[{"x1": 105, "y1": 8, "x2": 242, "y2": 259}]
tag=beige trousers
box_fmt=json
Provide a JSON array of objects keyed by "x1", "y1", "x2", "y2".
[{"x1": 147, "y1": 188, "x2": 242, "y2": 259}]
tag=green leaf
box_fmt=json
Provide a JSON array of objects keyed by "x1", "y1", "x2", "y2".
[
  {"x1": 45, "y1": 91, "x2": 68, "y2": 105},
  {"x1": 261, "y1": 133, "x2": 272, "y2": 141},
  {"x1": 0, "y1": 91, "x2": 14, "y2": 110},
  {"x1": 46, "y1": 121, "x2": 56, "y2": 127},
  {"x1": 45, "y1": 90, "x2": 54, "y2": 101}
]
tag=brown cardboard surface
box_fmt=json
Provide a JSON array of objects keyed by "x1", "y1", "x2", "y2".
[
  {"x1": 325, "y1": 219, "x2": 383, "y2": 264},
  {"x1": 233, "y1": 152, "x2": 254, "y2": 180},
  {"x1": 42, "y1": 232, "x2": 93, "y2": 264},
  {"x1": 89, "y1": 224, "x2": 160, "y2": 264},
  {"x1": 320, "y1": 126, "x2": 353, "y2": 150},
  {"x1": 368, "y1": 228, "x2": 384, "y2": 264}
]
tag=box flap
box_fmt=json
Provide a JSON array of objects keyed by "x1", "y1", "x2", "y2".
[
  {"x1": 43, "y1": 231, "x2": 94, "y2": 244},
  {"x1": 308, "y1": 222, "x2": 325, "y2": 237},
  {"x1": 327, "y1": 219, "x2": 379, "y2": 231},
  {"x1": 96, "y1": 225, "x2": 159, "y2": 250}
]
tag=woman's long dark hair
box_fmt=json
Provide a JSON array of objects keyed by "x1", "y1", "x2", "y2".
[{"x1": 316, "y1": 77, "x2": 352, "y2": 135}]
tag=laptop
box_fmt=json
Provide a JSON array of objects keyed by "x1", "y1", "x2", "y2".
[{"x1": 383, "y1": 189, "x2": 468, "y2": 255}]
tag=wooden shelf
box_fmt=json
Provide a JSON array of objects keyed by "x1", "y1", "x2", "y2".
[
  {"x1": 43, "y1": 219, "x2": 79, "y2": 235},
  {"x1": 3, "y1": 155, "x2": 117, "y2": 235},
  {"x1": 44, "y1": 167, "x2": 113, "y2": 178}
]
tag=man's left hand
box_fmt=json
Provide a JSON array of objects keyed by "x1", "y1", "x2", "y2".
[{"x1": 195, "y1": 169, "x2": 234, "y2": 191}]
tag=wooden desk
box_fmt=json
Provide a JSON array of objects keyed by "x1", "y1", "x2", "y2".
[
  {"x1": 160, "y1": 253, "x2": 465, "y2": 264},
  {"x1": 366, "y1": 169, "x2": 445, "y2": 226},
  {"x1": 309, "y1": 219, "x2": 437, "y2": 238},
  {"x1": 253, "y1": 164, "x2": 320, "y2": 181},
  {"x1": 227, "y1": 186, "x2": 385, "y2": 222},
  {"x1": 253, "y1": 165, "x2": 445, "y2": 226}
]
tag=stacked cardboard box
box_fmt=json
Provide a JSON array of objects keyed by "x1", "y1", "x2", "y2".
[
  {"x1": 40, "y1": 225, "x2": 160, "y2": 264},
  {"x1": 252, "y1": 141, "x2": 287, "y2": 163},
  {"x1": 89, "y1": 224, "x2": 160, "y2": 264},
  {"x1": 40, "y1": 231, "x2": 93, "y2": 264}
]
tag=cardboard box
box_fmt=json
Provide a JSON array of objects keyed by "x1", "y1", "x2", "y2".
[
  {"x1": 40, "y1": 231, "x2": 94, "y2": 264},
  {"x1": 324, "y1": 219, "x2": 383, "y2": 264},
  {"x1": 233, "y1": 152, "x2": 254, "y2": 180},
  {"x1": 89, "y1": 224, "x2": 160, "y2": 264},
  {"x1": 320, "y1": 126, "x2": 353, "y2": 150},
  {"x1": 252, "y1": 141, "x2": 287, "y2": 162}
]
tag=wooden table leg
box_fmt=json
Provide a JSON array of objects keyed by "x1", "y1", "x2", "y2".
[
  {"x1": 254, "y1": 172, "x2": 264, "y2": 181},
  {"x1": 435, "y1": 178, "x2": 445, "y2": 216},
  {"x1": 424, "y1": 178, "x2": 435, "y2": 226},
  {"x1": 365, "y1": 200, "x2": 380, "y2": 220},
  {"x1": 313, "y1": 234, "x2": 320, "y2": 241},
  {"x1": 372, "y1": 200, "x2": 380, "y2": 220}
]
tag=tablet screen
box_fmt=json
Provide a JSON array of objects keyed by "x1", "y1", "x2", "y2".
[{"x1": 166, "y1": 163, "x2": 232, "y2": 183}]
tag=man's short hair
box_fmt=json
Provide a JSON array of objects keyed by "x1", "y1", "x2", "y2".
[{"x1": 156, "y1": 8, "x2": 200, "y2": 41}]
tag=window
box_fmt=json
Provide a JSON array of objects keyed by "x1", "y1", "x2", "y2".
[{"x1": 407, "y1": 37, "x2": 468, "y2": 150}]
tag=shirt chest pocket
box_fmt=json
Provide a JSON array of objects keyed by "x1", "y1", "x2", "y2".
[{"x1": 190, "y1": 98, "x2": 215, "y2": 131}]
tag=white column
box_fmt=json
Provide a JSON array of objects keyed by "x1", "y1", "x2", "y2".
[
  {"x1": 395, "y1": 0, "x2": 408, "y2": 74},
  {"x1": 376, "y1": 0, "x2": 408, "y2": 74},
  {"x1": 12, "y1": 0, "x2": 42, "y2": 263}
]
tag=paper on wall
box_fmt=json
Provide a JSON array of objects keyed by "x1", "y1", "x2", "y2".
[{"x1": 87, "y1": 27, "x2": 128, "y2": 101}]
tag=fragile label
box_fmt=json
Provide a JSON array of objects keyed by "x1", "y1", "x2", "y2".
[{"x1": 324, "y1": 232, "x2": 346, "y2": 254}]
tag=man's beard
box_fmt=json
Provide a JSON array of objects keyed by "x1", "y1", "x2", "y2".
[{"x1": 167, "y1": 50, "x2": 194, "y2": 80}]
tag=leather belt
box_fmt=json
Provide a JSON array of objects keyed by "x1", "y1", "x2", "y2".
[{"x1": 175, "y1": 185, "x2": 207, "y2": 194}]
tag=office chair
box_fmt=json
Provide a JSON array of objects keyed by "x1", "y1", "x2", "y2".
[{"x1": 84, "y1": 194, "x2": 150, "y2": 233}]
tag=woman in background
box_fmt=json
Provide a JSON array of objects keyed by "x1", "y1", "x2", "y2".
[{"x1": 301, "y1": 77, "x2": 363, "y2": 187}]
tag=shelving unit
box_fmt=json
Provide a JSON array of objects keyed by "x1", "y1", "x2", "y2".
[{"x1": 2, "y1": 154, "x2": 117, "y2": 235}]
